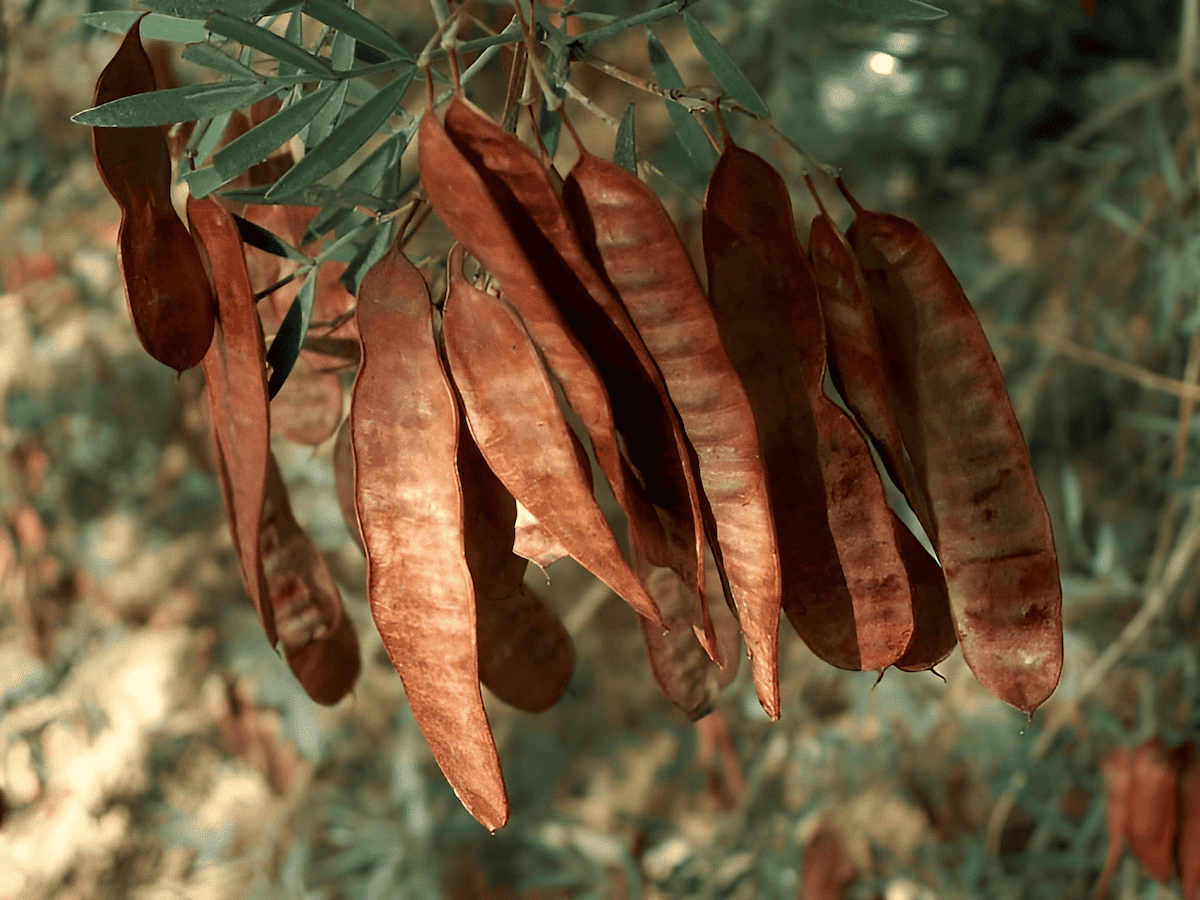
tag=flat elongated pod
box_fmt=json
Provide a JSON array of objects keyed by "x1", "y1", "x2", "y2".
[
  {"x1": 189, "y1": 196, "x2": 274, "y2": 646},
  {"x1": 351, "y1": 241, "x2": 508, "y2": 832},
  {"x1": 891, "y1": 519, "x2": 957, "y2": 673},
  {"x1": 260, "y1": 452, "x2": 360, "y2": 705},
  {"x1": 635, "y1": 544, "x2": 741, "y2": 721},
  {"x1": 513, "y1": 503, "x2": 570, "y2": 570},
  {"x1": 456, "y1": 423, "x2": 574, "y2": 713},
  {"x1": 445, "y1": 98, "x2": 711, "y2": 652},
  {"x1": 93, "y1": 18, "x2": 215, "y2": 371},
  {"x1": 270, "y1": 354, "x2": 343, "y2": 447},
  {"x1": 1096, "y1": 746, "x2": 1132, "y2": 900},
  {"x1": 562, "y1": 146, "x2": 781, "y2": 716},
  {"x1": 808, "y1": 206, "x2": 931, "y2": 534},
  {"x1": 842, "y1": 182, "x2": 1062, "y2": 713},
  {"x1": 1178, "y1": 753, "x2": 1200, "y2": 900},
  {"x1": 418, "y1": 109, "x2": 670, "y2": 582},
  {"x1": 1126, "y1": 737, "x2": 1178, "y2": 883},
  {"x1": 703, "y1": 143, "x2": 913, "y2": 672},
  {"x1": 442, "y1": 245, "x2": 663, "y2": 626}
]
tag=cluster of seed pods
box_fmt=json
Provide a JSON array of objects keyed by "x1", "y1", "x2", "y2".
[{"x1": 88, "y1": 24, "x2": 1063, "y2": 832}]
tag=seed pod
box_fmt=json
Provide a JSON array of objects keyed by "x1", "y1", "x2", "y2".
[
  {"x1": 351, "y1": 240, "x2": 508, "y2": 832},
  {"x1": 1126, "y1": 737, "x2": 1178, "y2": 883},
  {"x1": 418, "y1": 107, "x2": 671, "y2": 589},
  {"x1": 442, "y1": 244, "x2": 663, "y2": 626},
  {"x1": 188, "y1": 195, "x2": 274, "y2": 645},
  {"x1": 261, "y1": 452, "x2": 360, "y2": 706},
  {"x1": 1178, "y1": 751, "x2": 1200, "y2": 900},
  {"x1": 444, "y1": 98, "x2": 712, "y2": 655},
  {"x1": 513, "y1": 502, "x2": 570, "y2": 570},
  {"x1": 891, "y1": 520, "x2": 957, "y2": 673},
  {"x1": 270, "y1": 354, "x2": 343, "y2": 447},
  {"x1": 840, "y1": 179, "x2": 1062, "y2": 714},
  {"x1": 92, "y1": 17, "x2": 215, "y2": 371},
  {"x1": 562, "y1": 143, "x2": 781, "y2": 716},
  {"x1": 703, "y1": 141, "x2": 913, "y2": 673},
  {"x1": 806, "y1": 193, "x2": 931, "y2": 534},
  {"x1": 1096, "y1": 745, "x2": 1132, "y2": 900},
  {"x1": 455, "y1": 420, "x2": 574, "y2": 713}
]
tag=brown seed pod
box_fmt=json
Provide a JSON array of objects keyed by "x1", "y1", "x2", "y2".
[{"x1": 351, "y1": 240, "x2": 508, "y2": 832}]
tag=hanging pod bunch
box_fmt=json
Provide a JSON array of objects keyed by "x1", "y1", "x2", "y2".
[{"x1": 91, "y1": 16, "x2": 215, "y2": 372}]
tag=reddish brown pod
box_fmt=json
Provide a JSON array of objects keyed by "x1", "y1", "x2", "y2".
[
  {"x1": 1126, "y1": 737, "x2": 1179, "y2": 884},
  {"x1": 260, "y1": 453, "x2": 360, "y2": 706},
  {"x1": 441, "y1": 244, "x2": 663, "y2": 627},
  {"x1": 703, "y1": 141, "x2": 914, "y2": 673},
  {"x1": 351, "y1": 240, "x2": 507, "y2": 832},
  {"x1": 839, "y1": 179, "x2": 1062, "y2": 714},
  {"x1": 417, "y1": 106, "x2": 672, "y2": 592},
  {"x1": 91, "y1": 17, "x2": 215, "y2": 371},
  {"x1": 1178, "y1": 751, "x2": 1200, "y2": 900},
  {"x1": 561, "y1": 142, "x2": 782, "y2": 717},
  {"x1": 188, "y1": 196, "x2": 274, "y2": 646},
  {"x1": 891, "y1": 521, "x2": 957, "y2": 673},
  {"x1": 443, "y1": 98, "x2": 712, "y2": 650},
  {"x1": 456, "y1": 421, "x2": 574, "y2": 713}
]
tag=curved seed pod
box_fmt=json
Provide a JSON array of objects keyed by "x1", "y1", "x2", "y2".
[
  {"x1": 514, "y1": 503, "x2": 569, "y2": 569},
  {"x1": 417, "y1": 108, "x2": 670, "y2": 585},
  {"x1": 261, "y1": 452, "x2": 360, "y2": 706},
  {"x1": 1178, "y1": 751, "x2": 1200, "y2": 900},
  {"x1": 806, "y1": 194, "x2": 931, "y2": 535},
  {"x1": 188, "y1": 195, "x2": 274, "y2": 645},
  {"x1": 442, "y1": 244, "x2": 663, "y2": 626},
  {"x1": 1126, "y1": 737, "x2": 1178, "y2": 883},
  {"x1": 333, "y1": 416, "x2": 363, "y2": 552},
  {"x1": 270, "y1": 354, "x2": 343, "y2": 446},
  {"x1": 456, "y1": 421, "x2": 574, "y2": 713},
  {"x1": 562, "y1": 145, "x2": 781, "y2": 716},
  {"x1": 352, "y1": 241, "x2": 508, "y2": 832},
  {"x1": 840, "y1": 179, "x2": 1062, "y2": 714},
  {"x1": 444, "y1": 98, "x2": 712, "y2": 655},
  {"x1": 635, "y1": 543, "x2": 741, "y2": 721},
  {"x1": 703, "y1": 142, "x2": 914, "y2": 672},
  {"x1": 1096, "y1": 745, "x2": 1132, "y2": 900},
  {"x1": 92, "y1": 17, "x2": 215, "y2": 372},
  {"x1": 892, "y1": 519, "x2": 956, "y2": 673}
]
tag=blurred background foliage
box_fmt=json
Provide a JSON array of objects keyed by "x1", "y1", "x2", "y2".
[{"x1": 1, "y1": 0, "x2": 1199, "y2": 898}]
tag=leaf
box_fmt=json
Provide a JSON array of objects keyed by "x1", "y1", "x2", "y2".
[
  {"x1": 302, "y1": 0, "x2": 413, "y2": 62},
  {"x1": 181, "y1": 42, "x2": 262, "y2": 80},
  {"x1": 339, "y1": 217, "x2": 396, "y2": 295},
  {"x1": 613, "y1": 103, "x2": 637, "y2": 174},
  {"x1": 539, "y1": 103, "x2": 562, "y2": 159},
  {"x1": 205, "y1": 10, "x2": 337, "y2": 78},
  {"x1": 266, "y1": 266, "x2": 317, "y2": 398},
  {"x1": 233, "y1": 213, "x2": 308, "y2": 261},
  {"x1": 682, "y1": 12, "x2": 769, "y2": 116},
  {"x1": 140, "y1": 0, "x2": 272, "y2": 19},
  {"x1": 74, "y1": 79, "x2": 278, "y2": 127},
  {"x1": 185, "y1": 82, "x2": 339, "y2": 197},
  {"x1": 823, "y1": 0, "x2": 948, "y2": 19},
  {"x1": 82, "y1": 11, "x2": 210, "y2": 43},
  {"x1": 265, "y1": 67, "x2": 413, "y2": 200},
  {"x1": 644, "y1": 27, "x2": 715, "y2": 172},
  {"x1": 307, "y1": 129, "x2": 407, "y2": 238}
]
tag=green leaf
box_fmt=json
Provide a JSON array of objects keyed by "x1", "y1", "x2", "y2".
[
  {"x1": 73, "y1": 80, "x2": 278, "y2": 127},
  {"x1": 205, "y1": 10, "x2": 337, "y2": 77},
  {"x1": 139, "y1": 0, "x2": 272, "y2": 19},
  {"x1": 181, "y1": 43, "x2": 261, "y2": 79},
  {"x1": 233, "y1": 214, "x2": 308, "y2": 261},
  {"x1": 280, "y1": 9, "x2": 305, "y2": 80},
  {"x1": 682, "y1": 13, "x2": 769, "y2": 117},
  {"x1": 822, "y1": 0, "x2": 948, "y2": 20},
  {"x1": 184, "y1": 81, "x2": 339, "y2": 197},
  {"x1": 645, "y1": 28, "x2": 715, "y2": 172},
  {"x1": 302, "y1": 0, "x2": 413, "y2": 63},
  {"x1": 539, "y1": 105, "x2": 561, "y2": 159},
  {"x1": 82, "y1": 11, "x2": 209, "y2": 43},
  {"x1": 613, "y1": 103, "x2": 637, "y2": 174},
  {"x1": 306, "y1": 129, "x2": 406, "y2": 238},
  {"x1": 340, "y1": 217, "x2": 396, "y2": 295},
  {"x1": 265, "y1": 67, "x2": 413, "y2": 200},
  {"x1": 266, "y1": 268, "x2": 317, "y2": 398}
]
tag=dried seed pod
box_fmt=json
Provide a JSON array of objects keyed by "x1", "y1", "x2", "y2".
[
  {"x1": 891, "y1": 521, "x2": 957, "y2": 673},
  {"x1": 444, "y1": 98, "x2": 712, "y2": 655},
  {"x1": 841, "y1": 179, "x2": 1062, "y2": 714},
  {"x1": 188, "y1": 195, "x2": 274, "y2": 645},
  {"x1": 703, "y1": 141, "x2": 913, "y2": 673},
  {"x1": 270, "y1": 355, "x2": 343, "y2": 447},
  {"x1": 261, "y1": 452, "x2": 359, "y2": 706},
  {"x1": 1126, "y1": 737, "x2": 1179, "y2": 883},
  {"x1": 418, "y1": 107, "x2": 671, "y2": 588},
  {"x1": 562, "y1": 142, "x2": 781, "y2": 716},
  {"x1": 1178, "y1": 750, "x2": 1200, "y2": 900},
  {"x1": 442, "y1": 244, "x2": 663, "y2": 626},
  {"x1": 513, "y1": 502, "x2": 570, "y2": 570},
  {"x1": 1096, "y1": 745, "x2": 1132, "y2": 900},
  {"x1": 92, "y1": 17, "x2": 215, "y2": 371},
  {"x1": 351, "y1": 241, "x2": 507, "y2": 832}
]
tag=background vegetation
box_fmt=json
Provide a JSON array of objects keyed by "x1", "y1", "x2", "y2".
[{"x1": 0, "y1": 0, "x2": 1196, "y2": 897}]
